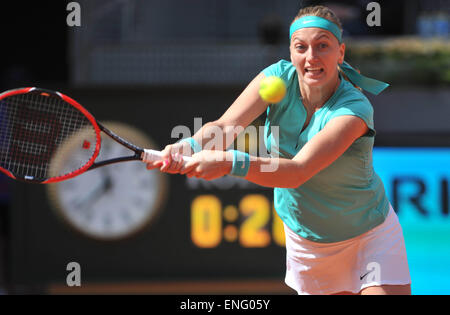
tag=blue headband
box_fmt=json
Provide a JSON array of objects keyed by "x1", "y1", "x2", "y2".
[
  {"x1": 290, "y1": 16, "x2": 342, "y2": 43},
  {"x1": 289, "y1": 16, "x2": 389, "y2": 95}
]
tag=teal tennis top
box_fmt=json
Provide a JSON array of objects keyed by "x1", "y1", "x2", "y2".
[{"x1": 262, "y1": 60, "x2": 390, "y2": 243}]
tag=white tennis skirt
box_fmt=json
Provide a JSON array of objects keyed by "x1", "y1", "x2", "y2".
[{"x1": 284, "y1": 203, "x2": 411, "y2": 295}]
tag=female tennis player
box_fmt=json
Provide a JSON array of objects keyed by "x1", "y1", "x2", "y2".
[{"x1": 147, "y1": 5, "x2": 411, "y2": 295}]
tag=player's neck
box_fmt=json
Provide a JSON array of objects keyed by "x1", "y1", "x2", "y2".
[{"x1": 299, "y1": 74, "x2": 340, "y2": 112}]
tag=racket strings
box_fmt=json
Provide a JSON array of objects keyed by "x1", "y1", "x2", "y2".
[{"x1": 0, "y1": 92, "x2": 98, "y2": 180}]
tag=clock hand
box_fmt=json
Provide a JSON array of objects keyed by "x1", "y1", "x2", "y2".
[
  {"x1": 73, "y1": 176, "x2": 111, "y2": 210},
  {"x1": 98, "y1": 163, "x2": 114, "y2": 191},
  {"x1": 103, "y1": 174, "x2": 113, "y2": 192}
]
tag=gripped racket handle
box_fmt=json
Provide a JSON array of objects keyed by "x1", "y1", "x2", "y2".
[{"x1": 141, "y1": 149, "x2": 192, "y2": 163}]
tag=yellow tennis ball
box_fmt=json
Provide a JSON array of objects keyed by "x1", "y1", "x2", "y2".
[{"x1": 259, "y1": 76, "x2": 286, "y2": 103}]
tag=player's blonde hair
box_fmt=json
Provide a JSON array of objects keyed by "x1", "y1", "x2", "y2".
[
  {"x1": 292, "y1": 5, "x2": 362, "y2": 91},
  {"x1": 292, "y1": 5, "x2": 343, "y2": 33}
]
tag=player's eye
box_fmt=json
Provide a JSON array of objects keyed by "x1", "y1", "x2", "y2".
[{"x1": 319, "y1": 43, "x2": 329, "y2": 49}]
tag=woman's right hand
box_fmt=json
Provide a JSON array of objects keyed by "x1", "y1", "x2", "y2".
[{"x1": 145, "y1": 141, "x2": 193, "y2": 174}]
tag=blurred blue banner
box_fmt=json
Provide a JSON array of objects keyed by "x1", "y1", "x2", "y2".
[{"x1": 374, "y1": 147, "x2": 450, "y2": 294}]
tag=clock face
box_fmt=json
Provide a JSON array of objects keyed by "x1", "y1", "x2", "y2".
[{"x1": 47, "y1": 122, "x2": 167, "y2": 240}]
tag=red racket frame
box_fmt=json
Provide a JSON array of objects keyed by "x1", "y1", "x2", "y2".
[{"x1": 0, "y1": 87, "x2": 102, "y2": 183}]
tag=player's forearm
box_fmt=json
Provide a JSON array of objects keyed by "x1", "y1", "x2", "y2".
[
  {"x1": 192, "y1": 121, "x2": 241, "y2": 151},
  {"x1": 243, "y1": 156, "x2": 308, "y2": 188}
]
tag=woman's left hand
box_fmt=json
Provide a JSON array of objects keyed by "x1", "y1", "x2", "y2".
[{"x1": 180, "y1": 150, "x2": 233, "y2": 181}]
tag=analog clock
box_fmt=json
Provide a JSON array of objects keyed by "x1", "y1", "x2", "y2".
[{"x1": 47, "y1": 121, "x2": 167, "y2": 240}]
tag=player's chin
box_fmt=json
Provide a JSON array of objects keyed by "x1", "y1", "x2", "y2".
[{"x1": 301, "y1": 73, "x2": 327, "y2": 86}]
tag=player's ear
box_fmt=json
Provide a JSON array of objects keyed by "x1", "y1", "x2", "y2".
[
  {"x1": 338, "y1": 42, "x2": 345, "y2": 64},
  {"x1": 289, "y1": 43, "x2": 294, "y2": 63}
]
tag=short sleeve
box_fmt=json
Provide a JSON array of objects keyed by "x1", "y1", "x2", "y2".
[
  {"x1": 262, "y1": 60, "x2": 294, "y2": 80},
  {"x1": 327, "y1": 97, "x2": 376, "y2": 137}
]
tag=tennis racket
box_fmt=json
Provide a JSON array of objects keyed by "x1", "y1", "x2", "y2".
[{"x1": 0, "y1": 87, "x2": 190, "y2": 184}]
